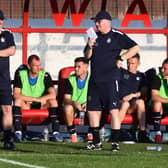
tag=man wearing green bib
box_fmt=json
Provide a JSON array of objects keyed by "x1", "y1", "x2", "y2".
[
  {"x1": 63, "y1": 57, "x2": 90, "y2": 142},
  {"x1": 13, "y1": 54, "x2": 62, "y2": 142},
  {"x1": 148, "y1": 58, "x2": 168, "y2": 143}
]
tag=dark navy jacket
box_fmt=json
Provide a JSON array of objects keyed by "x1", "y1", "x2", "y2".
[
  {"x1": 84, "y1": 28, "x2": 137, "y2": 83},
  {"x1": 119, "y1": 68, "x2": 147, "y2": 99},
  {"x1": 0, "y1": 28, "x2": 15, "y2": 89}
]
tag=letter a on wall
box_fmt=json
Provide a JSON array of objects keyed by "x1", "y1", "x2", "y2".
[{"x1": 121, "y1": 0, "x2": 152, "y2": 27}]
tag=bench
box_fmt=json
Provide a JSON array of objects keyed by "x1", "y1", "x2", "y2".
[
  {"x1": 20, "y1": 66, "x2": 168, "y2": 126},
  {"x1": 21, "y1": 109, "x2": 49, "y2": 125},
  {"x1": 21, "y1": 109, "x2": 137, "y2": 125}
]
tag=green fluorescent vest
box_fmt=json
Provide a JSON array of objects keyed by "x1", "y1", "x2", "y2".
[
  {"x1": 19, "y1": 70, "x2": 45, "y2": 97},
  {"x1": 157, "y1": 72, "x2": 168, "y2": 98},
  {"x1": 68, "y1": 72, "x2": 90, "y2": 105}
]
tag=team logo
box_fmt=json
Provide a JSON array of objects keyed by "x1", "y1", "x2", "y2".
[
  {"x1": 1, "y1": 37, "x2": 5, "y2": 43},
  {"x1": 112, "y1": 102, "x2": 117, "y2": 107},
  {"x1": 88, "y1": 95, "x2": 92, "y2": 102},
  {"x1": 124, "y1": 74, "x2": 130, "y2": 80},
  {"x1": 107, "y1": 38, "x2": 111, "y2": 43}
]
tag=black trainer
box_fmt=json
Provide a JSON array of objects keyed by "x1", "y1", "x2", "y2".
[
  {"x1": 111, "y1": 142, "x2": 120, "y2": 152},
  {"x1": 3, "y1": 141, "x2": 15, "y2": 150},
  {"x1": 85, "y1": 142, "x2": 102, "y2": 150}
]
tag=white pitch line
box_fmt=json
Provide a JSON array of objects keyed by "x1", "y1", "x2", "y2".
[{"x1": 0, "y1": 158, "x2": 47, "y2": 168}]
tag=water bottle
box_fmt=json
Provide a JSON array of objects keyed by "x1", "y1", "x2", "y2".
[
  {"x1": 43, "y1": 127, "x2": 49, "y2": 141},
  {"x1": 146, "y1": 146, "x2": 162, "y2": 151},
  {"x1": 99, "y1": 126, "x2": 105, "y2": 142},
  {"x1": 79, "y1": 111, "x2": 85, "y2": 125}
]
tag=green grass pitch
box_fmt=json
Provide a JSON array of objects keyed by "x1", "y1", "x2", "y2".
[{"x1": 0, "y1": 141, "x2": 167, "y2": 168}]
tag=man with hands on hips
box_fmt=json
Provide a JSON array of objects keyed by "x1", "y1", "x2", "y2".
[{"x1": 84, "y1": 10, "x2": 140, "y2": 151}]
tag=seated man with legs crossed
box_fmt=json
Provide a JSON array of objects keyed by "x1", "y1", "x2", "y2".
[
  {"x1": 119, "y1": 53, "x2": 150, "y2": 142},
  {"x1": 13, "y1": 54, "x2": 62, "y2": 142},
  {"x1": 63, "y1": 57, "x2": 90, "y2": 142}
]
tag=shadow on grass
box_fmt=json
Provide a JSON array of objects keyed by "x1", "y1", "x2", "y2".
[
  {"x1": 7, "y1": 141, "x2": 127, "y2": 156},
  {"x1": 64, "y1": 143, "x2": 127, "y2": 156},
  {"x1": 0, "y1": 146, "x2": 35, "y2": 153}
]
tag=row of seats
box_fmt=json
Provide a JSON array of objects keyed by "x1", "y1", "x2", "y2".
[
  {"x1": 21, "y1": 108, "x2": 168, "y2": 126},
  {"x1": 21, "y1": 66, "x2": 168, "y2": 126}
]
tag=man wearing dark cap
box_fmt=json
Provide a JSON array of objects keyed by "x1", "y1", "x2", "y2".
[
  {"x1": 0, "y1": 10, "x2": 16, "y2": 150},
  {"x1": 84, "y1": 11, "x2": 140, "y2": 151}
]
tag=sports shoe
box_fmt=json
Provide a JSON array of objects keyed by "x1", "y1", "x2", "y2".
[
  {"x1": 85, "y1": 142, "x2": 102, "y2": 150},
  {"x1": 71, "y1": 133, "x2": 78, "y2": 143},
  {"x1": 86, "y1": 133, "x2": 93, "y2": 142},
  {"x1": 14, "y1": 131, "x2": 22, "y2": 142},
  {"x1": 111, "y1": 142, "x2": 120, "y2": 152},
  {"x1": 155, "y1": 131, "x2": 162, "y2": 144},
  {"x1": 51, "y1": 132, "x2": 63, "y2": 142},
  {"x1": 3, "y1": 141, "x2": 15, "y2": 150},
  {"x1": 138, "y1": 130, "x2": 151, "y2": 143}
]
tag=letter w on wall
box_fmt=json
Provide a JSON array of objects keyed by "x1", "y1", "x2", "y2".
[{"x1": 50, "y1": 0, "x2": 90, "y2": 27}]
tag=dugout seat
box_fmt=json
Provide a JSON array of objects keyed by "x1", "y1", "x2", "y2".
[
  {"x1": 21, "y1": 109, "x2": 49, "y2": 125},
  {"x1": 57, "y1": 66, "x2": 75, "y2": 108},
  {"x1": 57, "y1": 66, "x2": 77, "y2": 124},
  {"x1": 104, "y1": 113, "x2": 138, "y2": 124}
]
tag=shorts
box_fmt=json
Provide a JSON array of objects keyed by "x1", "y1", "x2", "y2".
[
  {"x1": 30, "y1": 102, "x2": 41, "y2": 109},
  {"x1": 87, "y1": 81, "x2": 120, "y2": 111},
  {"x1": 0, "y1": 89, "x2": 12, "y2": 105},
  {"x1": 129, "y1": 97, "x2": 137, "y2": 105}
]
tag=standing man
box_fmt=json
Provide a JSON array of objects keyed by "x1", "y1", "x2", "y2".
[
  {"x1": 13, "y1": 54, "x2": 62, "y2": 142},
  {"x1": 119, "y1": 53, "x2": 149, "y2": 142},
  {"x1": 63, "y1": 57, "x2": 90, "y2": 142},
  {"x1": 0, "y1": 10, "x2": 16, "y2": 150},
  {"x1": 84, "y1": 11, "x2": 140, "y2": 151}
]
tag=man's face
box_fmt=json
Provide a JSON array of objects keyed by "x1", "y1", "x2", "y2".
[
  {"x1": 161, "y1": 63, "x2": 168, "y2": 78},
  {"x1": 75, "y1": 61, "x2": 88, "y2": 77},
  {"x1": 28, "y1": 58, "x2": 41, "y2": 76},
  {"x1": 127, "y1": 57, "x2": 140, "y2": 74},
  {"x1": 95, "y1": 19, "x2": 111, "y2": 33}
]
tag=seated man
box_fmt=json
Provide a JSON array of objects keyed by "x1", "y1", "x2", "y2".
[
  {"x1": 63, "y1": 57, "x2": 90, "y2": 142},
  {"x1": 147, "y1": 58, "x2": 168, "y2": 143},
  {"x1": 119, "y1": 53, "x2": 149, "y2": 142},
  {"x1": 13, "y1": 54, "x2": 62, "y2": 142}
]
